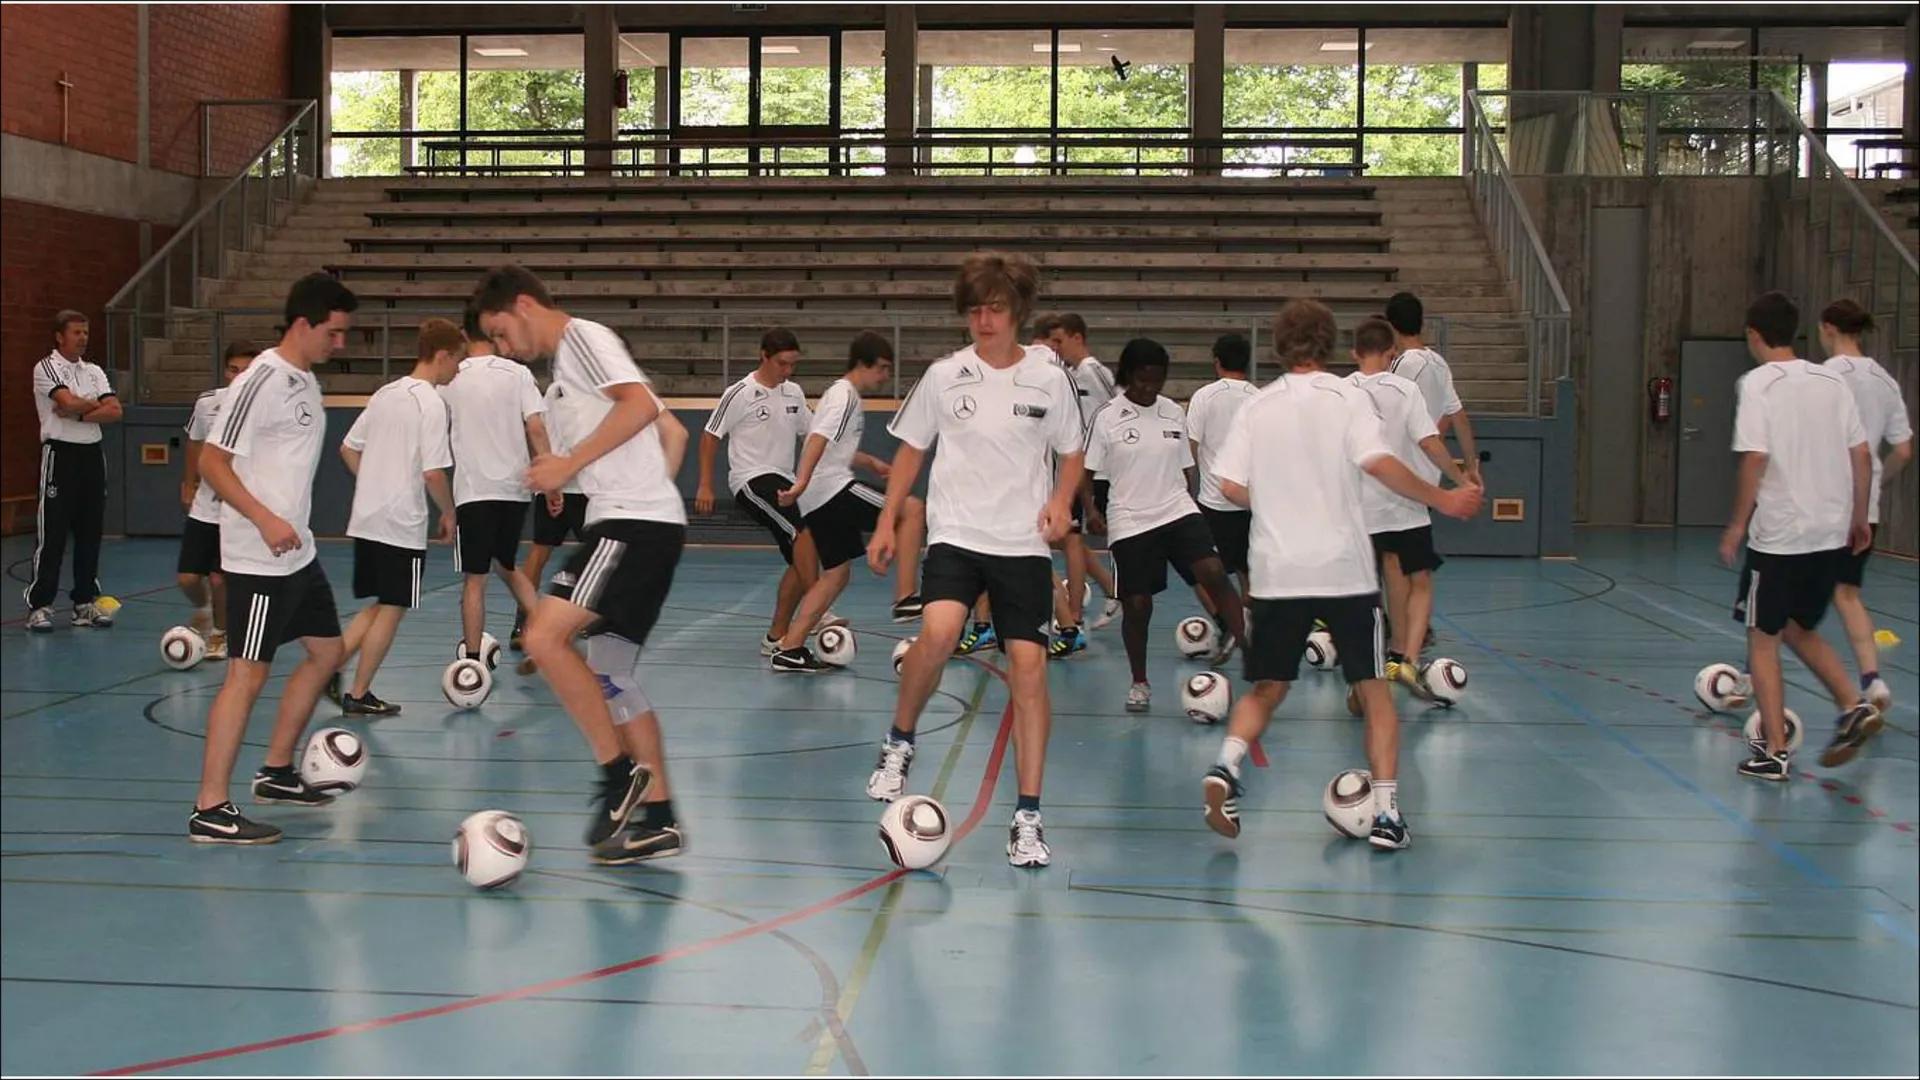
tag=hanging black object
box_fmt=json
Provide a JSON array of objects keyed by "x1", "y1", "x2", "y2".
[{"x1": 1111, "y1": 55, "x2": 1131, "y2": 81}]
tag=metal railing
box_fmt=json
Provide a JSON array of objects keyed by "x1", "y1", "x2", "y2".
[
  {"x1": 1465, "y1": 91, "x2": 1572, "y2": 419},
  {"x1": 201, "y1": 98, "x2": 313, "y2": 177},
  {"x1": 104, "y1": 100, "x2": 319, "y2": 401}
]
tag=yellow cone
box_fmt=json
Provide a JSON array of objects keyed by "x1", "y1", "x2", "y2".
[
  {"x1": 95, "y1": 595, "x2": 122, "y2": 616},
  {"x1": 1874, "y1": 628, "x2": 1901, "y2": 648}
]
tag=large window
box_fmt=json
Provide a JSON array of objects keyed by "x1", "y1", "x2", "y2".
[
  {"x1": 1055, "y1": 29, "x2": 1191, "y2": 171},
  {"x1": 919, "y1": 29, "x2": 1056, "y2": 172},
  {"x1": 1224, "y1": 29, "x2": 1360, "y2": 171},
  {"x1": 329, "y1": 35, "x2": 460, "y2": 177}
]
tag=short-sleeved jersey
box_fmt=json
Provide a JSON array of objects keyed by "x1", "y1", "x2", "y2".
[
  {"x1": 34, "y1": 352, "x2": 115, "y2": 444},
  {"x1": 1084, "y1": 394, "x2": 1198, "y2": 542},
  {"x1": 1067, "y1": 356, "x2": 1118, "y2": 430},
  {"x1": 799, "y1": 377, "x2": 866, "y2": 517},
  {"x1": 1823, "y1": 354, "x2": 1914, "y2": 526},
  {"x1": 343, "y1": 375, "x2": 453, "y2": 551},
  {"x1": 184, "y1": 388, "x2": 228, "y2": 524},
  {"x1": 703, "y1": 373, "x2": 810, "y2": 493},
  {"x1": 548, "y1": 318, "x2": 686, "y2": 528},
  {"x1": 1184, "y1": 377, "x2": 1259, "y2": 511},
  {"x1": 441, "y1": 354, "x2": 544, "y2": 505},
  {"x1": 209, "y1": 349, "x2": 326, "y2": 576},
  {"x1": 889, "y1": 345, "x2": 1083, "y2": 558},
  {"x1": 1347, "y1": 370, "x2": 1441, "y2": 533},
  {"x1": 1733, "y1": 359, "x2": 1868, "y2": 554},
  {"x1": 1389, "y1": 346, "x2": 1464, "y2": 426},
  {"x1": 1212, "y1": 371, "x2": 1393, "y2": 599}
]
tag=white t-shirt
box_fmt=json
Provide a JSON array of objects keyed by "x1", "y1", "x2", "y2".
[
  {"x1": 1733, "y1": 359, "x2": 1868, "y2": 555},
  {"x1": 1823, "y1": 355, "x2": 1914, "y2": 526},
  {"x1": 550, "y1": 318, "x2": 686, "y2": 528},
  {"x1": 184, "y1": 387, "x2": 228, "y2": 525},
  {"x1": 1084, "y1": 393, "x2": 1199, "y2": 542},
  {"x1": 542, "y1": 381, "x2": 584, "y2": 496},
  {"x1": 1067, "y1": 356, "x2": 1117, "y2": 430},
  {"x1": 1185, "y1": 376, "x2": 1259, "y2": 511},
  {"x1": 33, "y1": 352, "x2": 115, "y2": 444},
  {"x1": 441, "y1": 354, "x2": 543, "y2": 506},
  {"x1": 799, "y1": 377, "x2": 866, "y2": 517},
  {"x1": 1212, "y1": 370, "x2": 1393, "y2": 599},
  {"x1": 209, "y1": 350, "x2": 325, "y2": 577},
  {"x1": 703, "y1": 373, "x2": 810, "y2": 493},
  {"x1": 1348, "y1": 370, "x2": 1442, "y2": 534},
  {"x1": 343, "y1": 375, "x2": 453, "y2": 552},
  {"x1": 1390, "y1": 346, "x2": 1464, "y2": 426},
  {"x1": 889, "y1": 344, "x2": 1083, "y2": 558}
]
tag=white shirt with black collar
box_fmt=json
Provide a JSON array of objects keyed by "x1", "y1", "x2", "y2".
[
  {"x1": 703, "y1": 372, "x2": 811, "y2": 494},
  {"x1": 1084, "y1": 393, "x2": 1198, "y2": 542},
  {"x1": 209, "y1": 349, "x2": 326, "y2": 576},
  {"x1": 440, "y1": 353, "x2": 544, "y2": 506},
  {"x1": 33, "y1": 351, "x2": 115, "y2": 444}
]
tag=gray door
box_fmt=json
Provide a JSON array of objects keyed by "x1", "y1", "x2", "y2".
[
  {"x1": 1585, "y1": 207, "x2": 1647, "y2": 524},
  {"x1": 1675, "y1": 340, "x2": 1751, "y2": 527}
]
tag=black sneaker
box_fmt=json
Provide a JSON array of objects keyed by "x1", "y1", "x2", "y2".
[
  {"x1": 252, "y1": 767, "x2": 335, "y2": 806},
  {"x1": 1202, "y1": 765, "x2": 1243, "y2": 839},
  {"x1": 510, "y1": 612, "x2": 526, "y2": 652},
  {"x1": 342, "y1": 691, "x2": 401, "y2": 717},
  {"x1": 772, "y1": 646, "x2": 833, "y2": 673},
  {"x1": 891, "y1": 594, "x2": 925, "y2": 622},
  {"x1": 188, "y1": 801, "x2": 282, "y2": 844},
  {"x1": 1738, "y1": 748, "x2": 1791, "y2": 782},
  {"x1": 324, "y1": 672, "x2": 343, "y2": 708},
  {"x1": 591, "y1": 822, "x2": 686, "y2": 864},
  {"x1": 1369, "y1": 811, "x2": 1411, "y2": 850},
  {"x1": 1818, "y1": 702, "x2": 1884, "y2": 768},
  {"x1": 585, "y1": 762, "x2": 652, "y2": 846}
]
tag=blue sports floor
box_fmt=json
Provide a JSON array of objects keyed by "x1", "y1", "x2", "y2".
[{"x1": 2, "y1": 530, "x2": 1915, "y2": 1075}]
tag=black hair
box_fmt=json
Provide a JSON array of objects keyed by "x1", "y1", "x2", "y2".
[
  {"x1": 847, "y1": 330, "x2": 894, "y2": 370},
  {"x1": 1745, "y1": 291, "x2": 1799, "y2": 349},
  {"x1": 1211, "y1": 332, "x2": 1250, "y2": 373},
  {"x1": 761, "y1": 327, "x2": 801, "y2": 356},
  {"x1": 469, "y1": 264, "x2": 554, "y2": 316},
  {"x1": 1384, "y1": 292, "x2": 1423, "y2": 336},
  {"x1": 1820, "y1": 297, "x2": 1874, "y2": 337},
  {"x1": 1352, "y1": 317, "x2": 1396, "y2": 357},
  {"x1": 283, "y1": 272, "x2": 358, "y2": 328},
  {"x1": 1115, "y1": 337, "x2": 1170, "y2": 389}
]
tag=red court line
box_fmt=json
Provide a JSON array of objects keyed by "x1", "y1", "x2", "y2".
[{"x1": 94, "y1": 667, "x2": 1020, "y2": 1076}]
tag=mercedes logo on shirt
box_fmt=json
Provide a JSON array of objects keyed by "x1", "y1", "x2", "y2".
[
  {"x1": 1122, "y1": 428, "x2": 1141, "y2": 444},
  {"x1": 952, "y1": 395, "x2": 977, "y2": 420},
  {"x1": 754, "y1": 404, "x2": 771, "y2": 421},
  {"x1": 295, "y1": 402, "x2": 316, "y2": 427}
]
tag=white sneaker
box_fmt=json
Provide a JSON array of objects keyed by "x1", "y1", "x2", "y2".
[
  {"x1": 1088, "y1": 597, "x2": 1122, "y2": 632},
  {"x1": 205, "y1": 630, "x2": 229, "y2": 661},
  {"x1": 818, "y1": 610, "x2": 851, "y2": 632},
  {"x1": 760, "y1": 633, "x2": 781, "y2": 657},
  {"x1": 1865, "y1": 677, "x2": 1892, "y2": 713},
  {"x1": 865, "y1": 738, "x2": 914, "y2": 801},
  {"x1": 1126, "y1": 682, "x2": 1151, "y2": 712},
  {"x1": 71, "y1": 602, "x2": 113, "y2": 628},
  {"x1": 25, "y1": 607, "x2": 55, "y2": 633},
  {"x1": 1006, "y1": 809, "x2": 1051, "y2": 867}
]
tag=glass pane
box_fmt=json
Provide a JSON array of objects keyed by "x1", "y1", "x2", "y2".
[
  {"x1": 329, "y1": 35, "x2": 460, "y2": 177},
  {"x1": 1054, "y1": 29, "x2": 1191, "y2": 130},
  {"x1": 465, "y1": 34, "x2": 586, "y2": 134},
  {"x1": 1817, "y1": 62, "x2": 1909, "y2": 177},
  {"x1": 618, "y1": 33, "x2": 668, "y2": 132},
  {"x1": 681, "y1": 37, "x2": 750, "y2": 127},
  {"x1": 919, "y1": 29, "x2": 1053, "y2": 132},
  {"x1": 840, "y1": 30, "x2": 886, "y2": 134},
  {"x1": 759, "y1": 35, "x2": 831, "y2": 127},
  {"x1": 1224, "y1": 29, "x2": 1358, "y2": 172},
  {"x1": 1363, "y1": 29, "x2": 1465, "y2": 176},
  {"x1": 1364, "y1": 133, "x2": 1462, "y2": 176},
  {"x1": 1476, "y1": 61, "x2": 1508, "y2": 127}
]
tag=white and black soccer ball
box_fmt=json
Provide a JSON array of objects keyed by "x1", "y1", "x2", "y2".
[
  {"x1": 453, "y1": 810, "x2": 529, "y2": 888},
  {"x1": 878, "y1": 794, "x2": 952, "y2": 870},
  {"x1": 1743, "y1": 707, "x2": 1804, "y2": 753},
  {"x1": 1175, "y1": 616, "x2": 1216, "y2": 659},
  {"x1": 891, "y1": 636, "x2": 916, "y2": 676},
  {"x1": 456, "y1": 632, "x2": 502, "y2": 671},
  {"x1": 160, "y1": 626, "x2": 207, "y2": 670},
  {"x1": 1322, "y1": 768, "x2": 1374, "y2": 839},
  {"x1": 1304, "y1": 630, "x2": 1338, "y2": 672},
  {"x1": 1693, "y1": 663, "x2": 1750, "y2": 713},
  {"x1": 442, "y1": 657, "x2": 493, "y2": 709},
  {"x1": 1425, "y1": 658, "x2": 1468, "y2": 707},
  {"x1": 301, "y1": 727, "x2": 368, "y2": 793},
  {"x1": 1181, "y1": 670, "x2": 1231, "y2": 725},
  {"x1": 817, "y1": 625, "x2": 856, "y2": 667}
]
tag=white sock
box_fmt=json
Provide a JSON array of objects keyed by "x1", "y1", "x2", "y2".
[
  {"x1": 1373, "y1": 779, "x2": 1399, "y2": 819},
  {"x1": 1217, "y1": 737, "x2": 1249, "y2": 778}
]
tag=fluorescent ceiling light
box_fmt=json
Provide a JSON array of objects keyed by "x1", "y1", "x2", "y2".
[
  {"x1": 1033, "y1": 43, "x2": 1082, "y2": 53},
  {"x1": 473, "y1": 47, "x2": 528, "y2": 58},
  {"x1": 1688, "y1": 39, "x2": 1746, "y2": 50},
  {"x1": 1319, "y1": 41, "x2": 1370, "y2": 52},
  {"x1": 761, "y1": 44, "x2": 801, "y2": 55}
]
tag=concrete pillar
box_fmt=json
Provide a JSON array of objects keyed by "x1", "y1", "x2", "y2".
[
  {"x1": 1191, "y1": 4, "x2": 1224, "y2": 174},
  {"x1": 398, "y1": 69, "x2": 416, "y2": 171},
  {"x1": 885, "y1": 4, "x2": 917, "y2": 174},
  {"x1": 1807, "y1": 60, "x2": 1828, "y2": 175},
  {"x1": 1590, "y1": 5, "x2": 1623, "y2": 93},
  {"x1": 654, "y1": 65, "x2": 670, "y2": 173},
  {"x1": 1904, "y1": 11, "x2": 1918, "y2": 146},
  {"x1": 1507, "y1": 4, "x2": 1619, "y2": 173},
  {"x1": 584, "y1": 4, "x2": 617, "y2": 173},
  {"x1": 1461, "y1": 62, "x2": 1477, "y2": 175},
  {"x1": 290, "y1": 5, "x2": 331, "y2": 177}
]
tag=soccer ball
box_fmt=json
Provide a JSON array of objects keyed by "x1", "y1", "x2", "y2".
[
  {"x1": 891, "y1": 636, "x2": 916, "y2": 675},
  {"x1": 878, "y1": 795, "x2": 952, "y2": 870},
  {"x1": 453, "y1": 810, "x2": 529, "y2": 888},
  {"x1": 1181, "y1": 670, "x2": 1231, "y2": 725},
  {"x1": 442, "y1": 658, "x2": 493, "y2": 709},
  {"x1": 301, "y1": 727, "x2": 367, "y2": 793},
  {"x1": 1175, "y1": 616, "x2": 1216, "y2": 659},
  {"x1": 1322, "y1": 768, "x2": 1374, "y2": 839},
  {"x1": 160, "y1": 626, "x2": 207, "y2": 670},
  {"x1": 817, "y1": 625, "x2": 856, "y2": 667},
  {"x1": 1693, "y1": 663, "x2": 1750, "y2": 713},
  {"x1": 1743, "y1": 708, "x2": 1805, "y2": 753},
  {"x1": 1304, "y1": 630, "x2": 1338, "y2": 671},
  {"x1": 455, "y1": 632, "x2": 502, "y2": 671},
  {"x1": 1425, "y1": 658, "x2": 1469, "y2": 707}
]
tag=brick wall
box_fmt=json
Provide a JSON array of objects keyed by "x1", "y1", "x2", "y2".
[
  {"x1": 0, "y1": 4, "x2": 140, "y2": 163},
  {"x1": 149, "y1": 4, "x2": 295, "y2": 176}
]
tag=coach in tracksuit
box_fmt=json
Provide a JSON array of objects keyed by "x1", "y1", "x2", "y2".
[{"x1": 26, "y1": 310, "x2": 122, "y2": 632}]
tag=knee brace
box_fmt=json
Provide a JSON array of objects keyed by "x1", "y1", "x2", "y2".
[{"x1": 585, "y1": 632, "x2": 653, "y2": 725}]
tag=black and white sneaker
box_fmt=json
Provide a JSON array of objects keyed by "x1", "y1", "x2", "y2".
[
  {"x1": 591, "y1": 822, "x2": 685, "y2": 864},
  {"x1": 1202, "y1": 765, "x2": 1243, "y2": 839},
  {"x1": 1738, "y1": 748, "x2": 1791, "y2": 782},
  {"x1": 324, "y1": 672, "x2": 343, "y2": 708},
  {"x1": 1818, "y1": 702, "x2": 1884, "y2": 768},
  {"x1": 251, "y1": 767, "x2": 335, "y2": 806},
  {"x1": 760, "y1": 633, "x2": 782, "y2": 658},
  {"x1": 188, "y1": 801, "x2": 282, "y2": 844},
  {"x1": 771, "y1": 646, "x2": 833, "y2": 673},
  {"x1": 585, "y1": 762, "x2": 653, "y2": 846},
  {"x1": 891, "y1": 594, "x2": 925, "y2": 622},
  {"x1": 1369, "y1": 811, "x2": 1411, "y2": 850},
  {"x1": 341, "y1": 691, "x2": 401, "y2": 717},
  {"x1": 509, "y1": 612, "x2": 526, "y2": 652}
]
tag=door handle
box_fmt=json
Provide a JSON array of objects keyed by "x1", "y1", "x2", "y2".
[{"x1": 1680, "y1": 426, "x2": 1701, "y2": 440}]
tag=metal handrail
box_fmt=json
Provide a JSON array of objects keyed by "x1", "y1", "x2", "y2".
[
  {"x1": 1768, "y1": 90, "x2": 1918, "y2": 277},
  {"x1": 200, "y1": 98, "x2": 314, "y2": 176}
]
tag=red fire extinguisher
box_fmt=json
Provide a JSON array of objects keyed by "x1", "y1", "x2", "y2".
[{"x1": 1648, "y1": 376, "x2": 1673, "y2": 423}]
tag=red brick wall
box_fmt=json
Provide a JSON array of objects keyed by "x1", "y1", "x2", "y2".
[
  {"x1": 0, "y1": 4, "x2": 140, "y2": 163},
  {"x1": 149, "y1": 4, "x2": 295, "y2": 176}
]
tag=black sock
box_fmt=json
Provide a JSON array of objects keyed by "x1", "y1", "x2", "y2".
[
  {"x1": 1387, "y1": 650, "x2": 1407, "y2": 664},
  {"x1": 1016, "y1": 794, "x2": 1040, "y2": 814},
  {"x1": 1861, "y1": 671, "x2": 1879, "y2": 690},
  {"x1": 261, "y1": 761, "x2": 296, "y2": 777},
  {"x1": 972, "y1": 621, "x2": 990, "y2": 633},
  {"x1": 642, "y1": 800, "x2": 675, "y2": 828},
  {"x1": 888, "y1": 725, "x2": 916, "y2": 746},
  {"x1": 600, "y1": 755, "x2": 633, "y2": 786}
]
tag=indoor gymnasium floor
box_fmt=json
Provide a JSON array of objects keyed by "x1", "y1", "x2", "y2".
[{"x1": 2, "y1": 529, "x2": 1915, "y2": 1076}]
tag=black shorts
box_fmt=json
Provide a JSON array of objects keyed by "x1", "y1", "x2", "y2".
[
  {"x1": 1199, "y1": 506, "x2": 1251, "y2": 576},
  {"x1": 1735, "y1": 548, "x2": 1842, "y2": 636},
  {"x1": 531, "y1": 492, "x2": 589, "y2": 548},
  {"x1": 352, "y1": 538, "x2": 424, "y2": 609},
  {"x1": 804, "y1": 481, "x2": 884, "y2": 572},
  {"x1": 550, "y1": 518, "x2": 685, "y2": 646},
  {"x1": 456, "y1": 499, "x2": 528, "y2": 574},
  {"x1": 1112, "y1": 514, "x2": 1218, "y2": 599},
  {"x1": 1371, "y1": 525, "x2": 1444, "y2": 575},
  {"x1": 1244, "y1": 594, "x2": 1384, "y2": 685},
  {"x1": 177, "y1": 518, "x2": 221, "y2": 577},
  {"x1": 1835, "y1": 526, "x2": 1875, "y2": 588},
  {"x1": 224, "y1": 560, "x2": 342, "y2": 663},
  {"x1": 1071, "y1": 479, "x2": 1113, "y2": 535},
  {"x1": 734, "y1": 473, "x2": 804, "y2": 563},
  {"x1": 920, "y1": 543, "x2": 1053, "y2": 646}
]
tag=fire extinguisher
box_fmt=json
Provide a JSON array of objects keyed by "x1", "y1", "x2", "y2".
[{"x1": 1647, "y1": 376, "x2": 1673, "y2": 423}]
